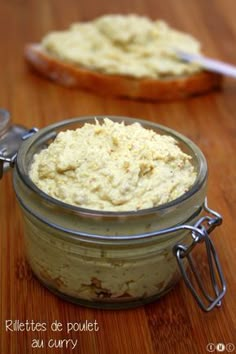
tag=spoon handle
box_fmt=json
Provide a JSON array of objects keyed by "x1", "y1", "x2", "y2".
[{"x1": 176, "y1": 50, "x2": 236, "y2": 78}]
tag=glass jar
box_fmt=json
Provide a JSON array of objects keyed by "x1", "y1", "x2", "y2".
[{"x1": 1, "y1": 113, "x2": 226, "y2": 310}]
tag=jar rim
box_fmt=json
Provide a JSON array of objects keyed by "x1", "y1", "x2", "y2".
[{"x1": 16, "y1": 115, "x2": 207, "y2": 218}]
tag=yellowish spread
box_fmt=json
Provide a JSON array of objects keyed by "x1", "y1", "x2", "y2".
[
  {"x1": 29, "y1": 119, "x2": 196, "y2": 211},
  {"x1": 41, "y1": 14, "x2": 202, "y2": 79}
]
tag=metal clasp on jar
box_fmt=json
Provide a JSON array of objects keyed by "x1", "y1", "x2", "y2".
[
  {"x1": 0, "y1": 109, "x2": 38, "y2": 178},
  {"x1": 173, "y1": 199, "x2": 226, "y2": 312}
]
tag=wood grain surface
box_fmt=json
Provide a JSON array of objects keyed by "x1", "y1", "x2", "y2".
[{"x1": 0, "y1": 1, "x2": 236, "y2": 353}]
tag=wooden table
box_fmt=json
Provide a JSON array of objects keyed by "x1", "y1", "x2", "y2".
[{"x1": 0, "y1": 1, "x2": 235, "y2": 353}]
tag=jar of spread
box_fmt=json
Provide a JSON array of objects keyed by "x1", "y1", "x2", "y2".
[{"x1": 0, "y1": 110, "x2": 226, "y2": 311}]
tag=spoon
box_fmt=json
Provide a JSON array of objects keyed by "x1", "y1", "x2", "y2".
[{"x1": 175, "y1": 50, "x2": 236, "y2": 78}]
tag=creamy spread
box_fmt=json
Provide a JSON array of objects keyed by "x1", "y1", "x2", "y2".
[
  {"x1": 25, "y1": 217, "x2": 184, "y2": 301},
  {"x1": 29, "y1": 119, "x2": 196, "y2": 211},
  {"x1": 42, "y1": 14, "x2": 202, "y2": 79}
]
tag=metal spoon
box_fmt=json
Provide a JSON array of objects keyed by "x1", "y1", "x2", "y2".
[{"x1": 175, "y1": 50, "x2": 236, "y2": 78}]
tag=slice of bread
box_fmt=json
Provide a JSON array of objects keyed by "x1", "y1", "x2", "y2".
[{"x1": 25, "y1": 43, "x2": 222, "y2": 101}]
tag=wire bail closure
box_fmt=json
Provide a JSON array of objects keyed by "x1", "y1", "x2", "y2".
[
  {"x1": 174, "y1": 199, "x2": 226, "y2": 312},
  {"x1": 0, "y1": 109, "x2": 38, "y2": 179}
]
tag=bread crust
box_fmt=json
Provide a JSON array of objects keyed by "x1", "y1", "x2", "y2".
[{"x1": 24, "y1": 44, "x2": 222, "y2": 101}]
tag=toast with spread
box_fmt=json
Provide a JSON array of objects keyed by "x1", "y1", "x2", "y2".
[{"x1": 25, "y1": 14, "x2": 222, "y2": 100}]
